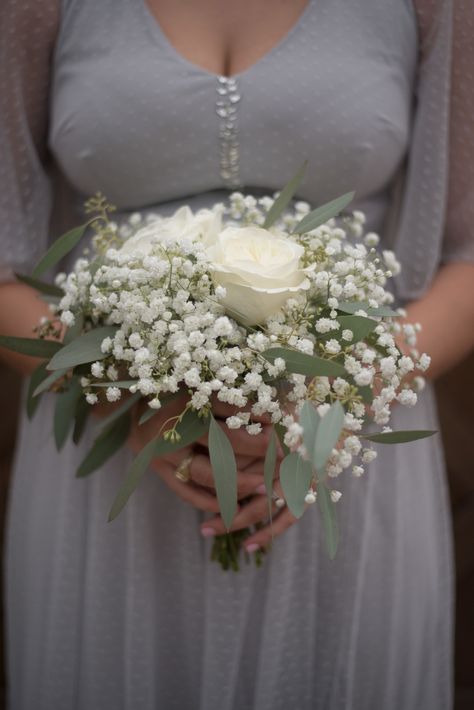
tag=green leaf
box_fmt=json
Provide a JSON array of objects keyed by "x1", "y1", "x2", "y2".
[
  {"x1": 263, "y1": 161, "x2": 308, "y2": 229},
  {"x1": 293, "y1": 191, "x2": 355, "y2": 234},
  {"x1": 26, "y1": 362, "x2": 49, "y2": 419},
  {"x1": 208, "y1": 415, "x2": 238, "y2": 529},
  {"x1": 54, "y1": 377, "x2": 82, "y2": 450},
  {"x1": 338, "y1": 301, "x2": 399, "y2": 318},
  {"x1": 0, "y1": 335, "x2": 62, "y2": 358},
  {"x1": 72, "y1": 396, "x2": 91, "y2": 445},
  {"x1": 63, "y1": 312, "x2": 84, "y2": 345},
  {"x1": 33, "y1": 368, "x2": 69, "y2": 397},
  {"x1": 108, "y1": 409, "x2": 209, "y2": 521},
  {"x1": 362, "y1": 430, "x2": 437, "y2": 444},
  {"x1": 90, "y1": 380, "x2": 138, "y2": 389},
  {"x1": 336, "y1": 315, "x2": 377, "y2": 343},
  {"x1": 280, "y1": 452, "x2": 313, "y2": 519},
  {"x1": 32, "y1": 223, "x2": 89, "y2": 278},
  {"x1": 300, "y1": 401, "x2": 321, "y2": 457},
  {"x1": 76, "y1": 411, "x2": 132, "y2": 478},
  {"x1": 313, "y1": 401, "x2": 345, "y2": 475},
  {"x1": 274, "y1": 422, "x2": 291, "y2": 457},
  {"x1": 263, "y1": 430, "x2": 278, "y2": 518},
  {"x1": 15, "y1": 272, "x2": 63, "y2": 297},
  {"x1": 99, "y1": 392, "x2": 141, "y2": 431},
  {"x1": 357, "y1": 385, "x2": 373, "y2": 405},
  {"x1": 318, "y1": 484, "x2": 339, "y2": 559},
  {"x1": 138, "y1": 407, "x2": 158, "y2": 426},
  {"x1": 47, "y1": 326, "x2": 117, "y2": 370},
  {"x1": 264, "y1": 347, "x2": 346, "y2": 378}
]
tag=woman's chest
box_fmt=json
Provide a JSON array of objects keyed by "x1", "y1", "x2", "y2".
[{"x1": 49, "y1": 0, "x2": 418, "y2": 210}]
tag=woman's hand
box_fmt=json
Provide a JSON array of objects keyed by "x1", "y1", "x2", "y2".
[
  {"x1": 199, "y1": 472, "x2": 301, "y2": 552},
  {"x1": 127, "y1": 394, "x2": 274, "y2": 513}
]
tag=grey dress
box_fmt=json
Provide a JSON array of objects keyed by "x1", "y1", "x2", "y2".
[{"x1": 1, "y1": 0, "x2": 474, "y2": 708}]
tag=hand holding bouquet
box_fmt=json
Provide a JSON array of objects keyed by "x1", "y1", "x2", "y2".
[{"x1": 0, "y1": 166, "x2": 434, "y2": 570}]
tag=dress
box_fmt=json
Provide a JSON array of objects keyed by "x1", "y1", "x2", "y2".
[{"x1": 1, "y1": 1, "x2": 473, "y2": 708}]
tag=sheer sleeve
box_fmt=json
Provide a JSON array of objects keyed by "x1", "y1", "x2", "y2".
[
  {"x1": 442, "y1": 0, "x2": 474, "y2": 264},
  {"x1": 0, "y1": 1, "x2": 59, "y2": 283},
  {"x1": 389, "y1": 0, "x2": 474, "y2": 300}
]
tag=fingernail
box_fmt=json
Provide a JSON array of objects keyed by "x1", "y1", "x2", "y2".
[
  {"x1": 246, "y1": 543, "x2": 260, "y2": 553},
  {"x1": 201, "y1": 527, "x2": 216, "y2": 538},
  {"x1": 255, "y1": 484, "x2": 266, "y2": 495}
]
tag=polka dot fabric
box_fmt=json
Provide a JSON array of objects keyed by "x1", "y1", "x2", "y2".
[{"x1": 1, "y1": 1, "x2": 472, "y2": 708}]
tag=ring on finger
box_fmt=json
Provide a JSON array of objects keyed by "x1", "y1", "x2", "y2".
[{"x1": 174, "y1": 454, "x2": 194, "y2": 483}]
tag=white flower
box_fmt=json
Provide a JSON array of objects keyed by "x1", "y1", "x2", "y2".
[
  {"x1": 91, "y1": 362, "x2": 104, "y2": 378},
  {"x1": 397, "y1": 389, "x2": 417, "y2": 407},
  {"x1": 352, "y1": 465, "x2": 365, "y2": 477},
  {"x1": 85, "y1": 393, "x2": 98, "y2": 405},
  {"x1": 118, "y1": 206, "x2": 223, "y2": 255},
  {"x1": 330, "y1": 490, "x2": 342, "y2": 503},
  {"x1": 325, "y1": 339, "x2": 341, "y2": 355},
  {"x1": 362, "y1": 448, "x2": 377, "y2": 464},
  {"x1": 246, "y1": 423, "x2": 262, "y2": 436},
  {"x1": 105, "y1": 386, "x2": 121, "y2": 402},
  {"x1": 206, "y1": 225, "x2": 311, "y2": 325},
  {"x1": 60, "y1": 310, "x2": 75, "y2": 327},
  {"x1": 315, "y1": 318, "x2": 339, "y2": 334},
  {"x1": 418, "y1": 353, "x2": 431, "y2": 371}
]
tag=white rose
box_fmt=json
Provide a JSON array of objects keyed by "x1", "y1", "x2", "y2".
[
  {"x1": 207, "y1": 225, "x2": 311, "y2": 326},
  {"x1": 119, "y1": 206, "x2": 222, "y2": 255}
]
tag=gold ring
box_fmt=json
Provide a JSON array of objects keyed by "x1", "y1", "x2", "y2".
[{"x1": 174, "y1": 454, "x2": 194, "y2": 483}]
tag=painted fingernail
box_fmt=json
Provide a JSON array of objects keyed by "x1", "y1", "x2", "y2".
[
  {"x1": 246, "y1": 543, "x2": 260, "y2": 553},
  {"x1": 255, "y1": 484, "x2": 266, "y2": 495},
  {"x1": 201, "y1": 527, "x2": 216, "y2": 538}
]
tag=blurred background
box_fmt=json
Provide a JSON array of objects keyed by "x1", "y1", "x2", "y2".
[{"x1": 0, "y1": 355, "x2": 473, "y2": 708}]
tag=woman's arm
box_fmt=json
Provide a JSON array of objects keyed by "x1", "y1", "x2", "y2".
[
  {"x1": 0, "y1": 2, "x2": 60, "y2": 373},
  {"x1": 404, "y1": 263, "x2": 474, "y2": 380}
]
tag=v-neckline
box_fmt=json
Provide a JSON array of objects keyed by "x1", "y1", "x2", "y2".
[{"x1": 139, "y1": 0, "x2": 313, "y2": 80}]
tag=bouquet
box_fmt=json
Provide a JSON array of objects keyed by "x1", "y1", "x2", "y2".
[{"x1": 0, "y1": 165, "x2": 435, "y2": 570}]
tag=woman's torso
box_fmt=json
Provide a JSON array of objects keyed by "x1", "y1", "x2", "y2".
[{"x1": 49, "y1": 0, "x2": 418, "y2": 236}]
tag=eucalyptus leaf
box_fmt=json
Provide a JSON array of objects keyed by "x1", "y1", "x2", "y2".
[
  {"x1": 53, "y1": 377, "x2": 82, "y2": 451},
  {"x1": 76, "y1": 411, "x2": 132, "y2": 478},
  {"x1": 280, "y1": 452, "x2": 313, "y2": 519},
  {"x1": 32, "y1": 223, "x2": 89, "y2": 278},
  {"x1": 263, "y1": 347, "x2": 346, "y2": 377},
  {"x1": 138, "y1": 407, "x2": 158, "y2": 426},
  {"x1": 338, "y1": 301, "x2": 399, "y2": 318},
  {"x1": 98, "y1": 392, "x2": 141, "y2": 431},
  {"x1": 313, "y1": 401, "x2": 345, "y2": 475},
  {"x1": 90, "y1": 380, "x2": 138, "y2": 389},
  {"x1": 274, "y1": 423, "x2": 291, "y2": 457},
  {"x1": 362, "y1": 430, "x2": 436, "y2": 444},
  {"x1": 47, "y1": 326, "x2": 117, "y2": 370},
  {"x1": 300, "y1": 401, "x2": 320, "y2": 458},
  {"x1": 357, "y1": 385, "x2": 373, "y2": 405},
  {"x1": 263, "y1": 161, "x2": 308, "y2": 229},
  {"x1": 72, "y1": 396, "x2": 91, "y2": 445},
  {"x1": 318, "y1": 484, "x2": 339, "y2": 559},
  {"x1": 336, "y1": 315, "x2": 377, "y2": 343},
  {"x1": 33, "y1": 368, "x2": 69, "y2": 397},
  {"x1": 0, "y1": 335, "x2": 62, "y2": 359},
  {"x1": 108, "y1": 409, "x2": 209, "y2": 521},
  {"x1": 294, "y1": 191, "x2": 355, "y2": 234},
  {"x1": 208, "y1": 415, "x2": 238, "y2": 529},
  {"x1": 263, "y1": 430, "x2": 278, "y2": 518},
  {"x1": 26, "y1": 362, "x2": 49, "y2": 420},
  {"x1": 15, "y1": 273, "x2": 63, "y2": 297},
  {"x1": 63, "y1": 313, "x2": 84, "y2": 345}
]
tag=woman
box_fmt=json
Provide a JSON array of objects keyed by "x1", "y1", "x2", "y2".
[{"x1": 0, "y1": 0, "x2": 473, "y2": 708}]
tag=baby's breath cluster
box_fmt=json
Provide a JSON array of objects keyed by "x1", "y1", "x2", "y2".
[{"x1": 51, "y1": 193, "x2": 431, "y2": 502}]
